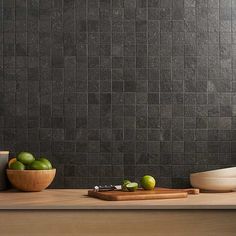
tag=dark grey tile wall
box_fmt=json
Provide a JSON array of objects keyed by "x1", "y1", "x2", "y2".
[{"x1": 1, "y1": 0, "x2": 236, "y2": 188}]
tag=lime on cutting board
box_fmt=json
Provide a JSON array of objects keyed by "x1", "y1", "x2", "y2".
[
  {"x1": 122, "y1": 179, "x2": 131, "y2": 191},
  {"x1": 140, "y1": 175, "x2": 156, "y2": 190},
  {"x1": 126, "y1": 182, "x2": 138, "y2": 192}
]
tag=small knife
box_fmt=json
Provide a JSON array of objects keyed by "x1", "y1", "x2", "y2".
[{"x1": 94, "y1": 185, "x2": 122, "y2": 192}]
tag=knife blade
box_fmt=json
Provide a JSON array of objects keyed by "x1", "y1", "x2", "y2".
[{"x1": 93, "y1": 185, "x2": 122, "y2": 192}]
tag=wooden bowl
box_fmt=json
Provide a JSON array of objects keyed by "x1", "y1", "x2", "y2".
[
  {"x1": 190, "y1": 167, "x2": 236, "y2": 178},
  {"x1": 7, "y1": 169, "x2": 56, "y2": 192}
]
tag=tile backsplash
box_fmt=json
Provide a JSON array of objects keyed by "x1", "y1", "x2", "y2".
[{"x1": 1, "y1": 0, "x2": 236, "y2": 188}]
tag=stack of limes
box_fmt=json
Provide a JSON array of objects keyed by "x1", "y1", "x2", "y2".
[{"x1": 8, "y1": 152, "x2": 53, "y2": 170}]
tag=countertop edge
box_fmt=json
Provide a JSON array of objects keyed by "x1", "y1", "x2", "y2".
[{"x1": 1, "y1": 205, "x2": 236, "y2": 210}]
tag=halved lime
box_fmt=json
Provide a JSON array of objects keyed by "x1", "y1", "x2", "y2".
[
  {"x1": 126, "y1": 182, "x2": 138, "y2": 192},
  {"x1": 8, "y1": 158, "x2": 17, "y2": 168},
  {"x1": 122, "y1": 179, "x2": 131, "y2": 191}
]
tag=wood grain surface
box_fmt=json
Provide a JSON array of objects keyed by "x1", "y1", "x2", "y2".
[
  {"x1": 7, "y1": 169, "x2": 56, "y2": 192},
  {"x1": 0, "y1": 189, "x2": 236, "y2": 209},
  {"x1": 0, "y1": 189, "x2": 236, "y2": 235},
  {"x1": 0, "y1": 210, "x2": 236, "y2": 236}
]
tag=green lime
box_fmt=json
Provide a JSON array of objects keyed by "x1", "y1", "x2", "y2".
[
  {"x1": 10, "y1": 161, "x2": 25, "y2": 170},
  {"x1": 122, "y1": 179, "x2": 131, "y2": 191},
  {"x1": 123, "y1": 179, "x2": 131, "y2": 185},
  {"x1": 29, "y1": 160, "x2": 49, "y2": 170},
  {"x1": 17, "y1": 152, "x2": 35, "y2": 165},
  {"x1": 38, "y1": 158, "x2": 52, "y2": 169},
  {"x1": 126, "y1": 182, "x2": 138, "y2": 192},
  {"x1": 140, "y1": 175, "x2": 156, "y2": 190}
]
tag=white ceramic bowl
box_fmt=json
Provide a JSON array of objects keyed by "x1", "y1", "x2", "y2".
[
  {"x1": 190, "y1": 175, "x2": 236, "y2": 191},
  {"x1": 190, "y1": 167, "x2": 236, "y2": 178}
]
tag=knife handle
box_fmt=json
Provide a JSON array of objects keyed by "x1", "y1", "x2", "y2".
[{"x1": 94, "y1": 185, "x2": 116, "y2": 192}]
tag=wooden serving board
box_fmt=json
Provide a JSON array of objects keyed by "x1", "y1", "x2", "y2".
[{"x1": 88, "y1": 188, "x2": 199, "y2": 201}]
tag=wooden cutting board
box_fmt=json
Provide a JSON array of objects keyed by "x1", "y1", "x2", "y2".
[{"x1": 88, "y1": 188, "x2": 199, "y2": 201}]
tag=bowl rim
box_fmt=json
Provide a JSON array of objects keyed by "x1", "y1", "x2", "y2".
[
  {"x1": 190, "y1": 176, "x2": 236, "y2": 180},
  {"x1": 190, "y1": 167, "x2": 236, "y2": 176},
  {"x1": 7, "y1": 168, "x2": 56, "y2": 172}
]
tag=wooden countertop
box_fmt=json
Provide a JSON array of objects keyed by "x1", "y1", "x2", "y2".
[{"x1": 0, "y1": 189, "x2": 236, "y2": 210}]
